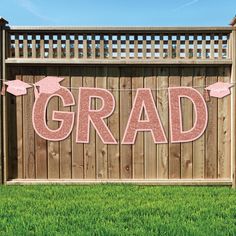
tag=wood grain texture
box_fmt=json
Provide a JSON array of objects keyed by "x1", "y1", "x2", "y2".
[
  {"x1": 132, "y1": 67, "x2": 144, "y2": 179},
  {"x1": 95, "y1": 67, "x2": 108, "y2": 179},
  {"x1": 71, "y1": 67, "x2": 84, "y2": 179},
  {"x1": 120, "y1": 67, "x2": 132, "y2": 178},
  {"x1": 144, "y1": 67, "x2": 157, "y2": 179},
  {"x1": 157, "y1": 67, "x2": 169, "y2": 179},
  {"x1": 35, "y1": 68, "x2": 47, "y2": 179},
  {"x1": 193, "y1": 67, "x2": 205, "y2": 178},
  {"x1": 169, "y1": 67, "x2": 181, "y2": 179},
  {"x1": 107, "y1": 67, "x2": 120, "y2": 179},
  {"x1": 205, "y1": 67, "x2": 218, "y2": 179},
  {"x1": 23, "y1": 72, "x2": 35, "y2": 178},
  {"x1": 16, "y1": 72, "x2": 23, "y2": 179},
  {"x1": 6, "y1": 65, "x2": 233, "y2": 182},
  {"x1": 181, "y1": 67, "x2": 193, "y2": 179},
  {"x1": 46, "y1": 66, "x2": 60, "y2": 179},
  {"x1": 83, "y1": 67, "x2": 96, "y2": 179},
  {"x1": 58, "y1": 67, "x2": 72, "y2": 179},
  {"x1": 218, "y1": 66, "x2": 231, "y2": 178},
  {"x1": 7, "y1": 68, "x2": 17, "y2": 179}
]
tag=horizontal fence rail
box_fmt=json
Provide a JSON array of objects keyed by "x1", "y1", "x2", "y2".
[{"x1": 6, "y1": 27, "x2": 232, "y2": 61}]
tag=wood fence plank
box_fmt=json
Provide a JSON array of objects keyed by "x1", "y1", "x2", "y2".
[
  {"x1": 169, "y1": 67, "x2": 181, "y2": 179},
  {"x1": 23, "y1": 33, "x2": 27, "y2": 58},
  {"x1": 74, "y1": 33, "x2": 79, "y2": 59},
  {"x1": 193, "y1": 67, "x2": 205, "y2": 178},
  {"x1": 66, "y1": 34, "x2": 70, "y2": 59},
  {"x1": 71, "y1": 67, "x2": 84, "y2": 179},
  {"x1": 157, "y1": 67, "x2": 169, "y2": 179},
  {"x1": 16, "y1": 72, "x2": 23, "y2": 178},
  {"x1": 40, "y1": 34, "x2": 44, "y2": 58},
  {"x1": 109, "y1": 35, "x2": 112, "y2": 59},
  {"x1": 107, "y1": 67, "x2": 120, "y2": 179},
  {"x1": 144, "y1": 67, "x2": 157, "y2": 179},
  {"x1": 159, "y1": 34, "x2": 163, "y2": 59},
  {"x1": 218, "y1": 66, "x2": 231, "y2": 178},
  {"x1": 57, "y1": 35, "x2": 61, "y2": 59},
  {"x1": 23, "y1": 73, "x2": 35, "y2": 178},
  {"x1": 15, "y1": 33, "x2": 19, "y2": 58},
  {"x1": 132, "y1": 67, "x2": 144, "y2": 179},
  {"x1": 205, "y1": 67, "x2": 218, "y2": 178},
  {"x1": 96, "y1": 67, "x2": 108, "y2": 179},
  {"x1": 181, "y1": 67, "x2": 193, "y2": 179},
  {"x1": 47, "y1": 66, "x2": 60, "y2": 179},
  {"x1": 83, "y1": 34, "x2": 87, "y2": 59},
  {"x1": 120, "y1": 67, "x2": 132, "y2": 178},
  {"x1": 83, "y1": 67, "x2": 96, "y2": 179},
  {"x1": 58, "y1": 67, "x2": 72, "y2": 179},
  {"x1": 32, "y1": 34, "x2": 36, "y2": 58},
  {"x1": 49, "y1": 34, "x2": 53, "y2": 58},
  {"x1": 35, "y1": 68, "x2": 47, "y2": 179},
  {"x1": 7, "y1": 68, "x2": 17, "y2": 179}
]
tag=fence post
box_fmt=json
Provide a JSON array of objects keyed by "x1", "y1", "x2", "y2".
[
  {"x1": 230, "y1": 17, "x2": 236, "y2": 188},
  {"x1": 0, "y1": 17, "x2": 8, "y2": 184}
]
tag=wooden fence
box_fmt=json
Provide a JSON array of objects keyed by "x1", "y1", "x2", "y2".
[{"x1": 1, "y1": 17, "x2": 236, "y2": 186}]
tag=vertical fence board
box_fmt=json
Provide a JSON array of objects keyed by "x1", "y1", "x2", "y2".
[
  {"x1": 83, "y1": 67, "x2": 96, "y2": 179},
  {"x1": 7, "y1": 68, "x2": 17, "y2": 179},
  {"x1": 218, "y1": 66, "x2": 231, "y2": 178},
  {"x1": 35, "y1": 69, "x2": 47, "y2": 179},
  {"x1": 16, "y1": 72, "x2": 23, "y2": 178},
  {"x1": 48, "y1": 34, "x2": 53, "y2": 58},
  {"x1": 47, "y1": 66, "x2": 60, "y2": 179},
  {"x1": 205, "y1": 67, "x2": 218, "y2": 178},
  {"x1": 22, "y1": 73, "x2": 35, "y2": 178},
  {"x1": 181, "y1": 67, "x2": 193, "y2": 178},
  {"x1": 15, "y1": 33, "x2": 19, "y2": 58},
  {"x1": 107, "y1": 67, "x2": 120, "y2": 179},
  {"x1": 157, "y1": 67, "x2": 169, "y2": 179},
  {"x1": 169, "y1": 67, "x2": 181, "y2": 179},
  {"x1": 132, "y1": 67, "x2": 144, "y2": 179},
  {"x1": 58, "y1": 67, "x2": 72, "y2": 178},
  {"x1": 193, "y1": 67, "x2": 205, "y2": 178},
  {"x1": 96, "y1": 67, "x2": 108, "y2": 179},
  {"x1": 120, "y1": 68, "x2": 132, "y2": 178},
  {"x1": 144, "y1": 67, "x2": 157, "y2": 178},
  {"x1": 32, "y1": 34, "x2": 36, "y2": 58},
  {"x1": 71, "y1": 67, "x2": 84, "y2": 179},
  {"x1": 231, "y1": 28, "x2": 236, "y2": 188}
]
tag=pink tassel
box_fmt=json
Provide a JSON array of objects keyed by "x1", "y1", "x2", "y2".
[
  {"x1": 203, "y1": 90, "x2": 210, "y2": 102},
  {"x1": 1, "y1": 84, "x2": 6, "y2": 96},
  {"x1": 33, "y1": 84, "x2": 39, "y2": 99}
]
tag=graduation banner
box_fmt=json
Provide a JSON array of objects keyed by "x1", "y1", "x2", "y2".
[{"x1": 1, "y1": 76, "x2": 233, "y2": 145}]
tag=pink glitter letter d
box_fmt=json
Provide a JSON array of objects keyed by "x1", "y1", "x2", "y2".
[{"x1": 169, "y1": 87, "x2": 208, "y2": 143}]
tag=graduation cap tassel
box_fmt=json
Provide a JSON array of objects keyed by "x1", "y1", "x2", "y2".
[
  {"x1": 33, "y1": 84, "x2": 39, "y2": 99},
  {"x1": 1, "y1": 84, "x2": 6, "y2": 96},
  {"x1": 203, "y1": 89, "x2": 210, "y2": 102}
]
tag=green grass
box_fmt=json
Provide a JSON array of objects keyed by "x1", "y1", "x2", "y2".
[{"x1": 0, "y1": 185, "x2": 236, "y2": 235}]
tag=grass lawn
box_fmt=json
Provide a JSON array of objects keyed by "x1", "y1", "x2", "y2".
[{"x1": 0, "y1": 185, "x2": 236, "y2": 235}]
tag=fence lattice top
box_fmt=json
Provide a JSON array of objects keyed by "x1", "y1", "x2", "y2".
[{"x1": 7, "y1": 27, "x2": 232, "y2": 61}]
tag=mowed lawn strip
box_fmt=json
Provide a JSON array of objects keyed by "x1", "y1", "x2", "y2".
[{"x1": 0, "y1": 185, "x2": 236, "y2": 235}]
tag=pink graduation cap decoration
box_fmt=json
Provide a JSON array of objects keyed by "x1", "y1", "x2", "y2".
[
  {"x1": 2, "y1": 80, "x2": 32, "y2": 96},
  {"x1": 205, "y1": 82, "x2": 233, "y2": 98},
  {"x1": 34, "y1": 76, "x2": 64, "y2": 98}
]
